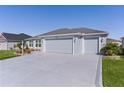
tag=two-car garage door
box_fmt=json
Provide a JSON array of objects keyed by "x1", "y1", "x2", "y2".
[
  {"x1": 45, "y1": 38, "x2": 73, "y2": 54},
  {"x1": 45, "y1": 37, "x2": 99, "y2": 54}
]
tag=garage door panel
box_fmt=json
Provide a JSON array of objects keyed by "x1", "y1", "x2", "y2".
[
  {"x1": 46, "y1": 39, "x2": 73, "y2": 54},
  {"x1": 84, "y1": 38, "x2": 98, "y2": 54}
]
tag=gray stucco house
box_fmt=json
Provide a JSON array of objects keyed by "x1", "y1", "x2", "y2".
[
  {"x1": 25, "y1": 28, "x2": 108, "y2": 55},
  {"x1": 0, "y1": 32, "x2": 31, "y2": 50},
  {"x1": 107, "y1": 38, "x2": 121, "y2": 46},
  {"x1": 121, "y1": 37, "x2": 124, "y2": 49}
]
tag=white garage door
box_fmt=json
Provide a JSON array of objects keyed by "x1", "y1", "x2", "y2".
[
  {"x1": 84, "y1": 38, "x2": 99, "y2": 54},
  {"x1": 45, "y1": 38, "x2": 73, "y2": 54}
]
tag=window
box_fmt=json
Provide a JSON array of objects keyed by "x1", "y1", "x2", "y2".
[
  {"x1": 39, "y1": 40, "x2": 41, "y2": 47},
  {"x1": 36, "y1": 40, "x2": 38, "y2": 47},
  {"x1": 29, "y1": 40, "x2": 33, "y2": 47},
  {"x1": 35, "y1": 40, "x2": 42, "y2": 47}
]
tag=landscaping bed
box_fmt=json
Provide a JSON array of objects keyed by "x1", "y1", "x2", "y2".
[
  {"x1": 0, "y1": 50, "x2": 18, "y2": 60},
  {"x1": 102, "y1": 56, "x2": 124, "y2": 87}
]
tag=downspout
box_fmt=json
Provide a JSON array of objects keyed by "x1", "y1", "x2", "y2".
[
  {"x1": 81, "y1": 33, "x2": 85, "y2": 54},
  {"x1": 22, "y1": 40, "x2": 24, "y2": 55},
  {"x1": 42, "y1": 39, "x2": 46, "y2": 53},
  {"x1": 72, "y1": 37, "x2": 75, "y2": 55},
  {"x1": 98, "y1": 37, "x2": 101, "y2": 54}
]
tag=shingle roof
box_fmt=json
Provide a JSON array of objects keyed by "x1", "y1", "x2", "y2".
[
  {"x1": 25, "y1": 36, "x2": 41, "y2": 40},
  {"x1": 121, "y1": 37, "x2": 124, "y2": 39},
  {"x1": 38, "y1": 28, "x2": 108, "y2": 36},
  {"x1": 2, "y1": 32, "x2": 32, "y2": 41},
  {"x1": 107, "y1": 38, "x2": 121, "y2": 42}
]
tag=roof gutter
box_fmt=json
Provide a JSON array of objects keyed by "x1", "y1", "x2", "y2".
[
  {"x1": 38, "y1": 33, "x2": 82, "y2": 38},
  {"x1": 83, "y1": 32, "x2": 108, "y2": 36}
]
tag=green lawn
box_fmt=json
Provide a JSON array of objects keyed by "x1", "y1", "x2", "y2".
[
  {"x1": 103, "y1": 56, "x2": 124, "y2": 87},
  {"x1": 0, "y1": 50, "x2": 17, "y2": 60}
]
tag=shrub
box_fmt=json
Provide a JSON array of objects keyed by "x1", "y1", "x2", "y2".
[
  {"x1": 16, "y1": 43, "x2": 22, "y2": 50},
  {"x1": 30, "y1": 48, "x2": 35, "y2": 51},
  {"x1": 16, "y1": 49, "x2": 22, "y2": 54},
  {"x1": 100, "y1": 43, "x2": 122, "y2": 56},
  {"x1": 24, "y1": 46, "x2": 31, "y2": 54}
]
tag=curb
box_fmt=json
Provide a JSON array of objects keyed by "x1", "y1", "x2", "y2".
[{"x1": 95, "y1": 55, "x2": 103, "y2": 87}]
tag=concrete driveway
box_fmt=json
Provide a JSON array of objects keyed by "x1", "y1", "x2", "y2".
[{"x1": 0, "y1": 52, "x2": 102, "y2": 87}]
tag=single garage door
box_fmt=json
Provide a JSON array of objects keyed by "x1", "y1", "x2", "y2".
[
  {"x1": 84, "y1": 38, "x2": 99, "y2": 54},
  {"x1": 45, "y1": 38, "x2": 73, "y2": 54}
]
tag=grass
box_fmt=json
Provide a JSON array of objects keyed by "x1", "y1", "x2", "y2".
[
  {"x1": 0, "y1": 50, "x2": 18, "y2": 60},
  {"x1": 102, "y1": 56, "x2": 124, "y2": 87}
]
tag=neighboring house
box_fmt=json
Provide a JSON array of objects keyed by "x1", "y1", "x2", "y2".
[
  {"x1": 121, "y1": 37, "x2": 124, "y2": 49},
  {"x1": 25, "y1": 28, "x2": 108, "y2": 55},
  {"x1": 0, "y1": 32, "x2": 31, "y2": 50},
  {"x1": 107, "y1": 38, "x2": 121, "y2": 46}
]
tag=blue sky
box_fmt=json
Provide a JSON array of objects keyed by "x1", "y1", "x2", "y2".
[{"x1": 0, "y1": 5, "x2": 124, "y2": 39}]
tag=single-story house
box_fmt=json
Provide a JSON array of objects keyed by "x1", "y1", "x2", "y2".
[
  {"x1": 107, "y1": 38, "x2": 121, "y2": 46},
  {"x1": 25, "y1": 28, "x2": 108, "y2": 55},
  {"x1": 121, "y1": 37, "x2": 124, "y2": 49},
  {"x1": 0, "y1": 32, "x2": 31, "y2": 50}
]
